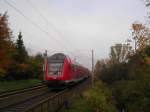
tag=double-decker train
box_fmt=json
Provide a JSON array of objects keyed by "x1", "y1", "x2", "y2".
[{"x1": 44, "y1": 53, "x2": 90, "y2": 87}]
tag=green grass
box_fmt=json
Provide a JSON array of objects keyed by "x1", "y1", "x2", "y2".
[{"x1": 0, "y1": 79, "x2": 42, "y2": 93}]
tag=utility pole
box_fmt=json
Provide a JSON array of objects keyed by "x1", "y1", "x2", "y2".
[{"x1": 92, "y1": 50, "x2": 94, "y2": 85}]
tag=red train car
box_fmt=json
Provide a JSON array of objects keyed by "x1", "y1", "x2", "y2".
[{"x1": 44, "y1": 53, "x2": 89, "y2": 87}]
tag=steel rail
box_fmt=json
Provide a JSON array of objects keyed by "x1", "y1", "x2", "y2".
[
  {"x1": 0, "y1": 84, "x2": 45, "y2": 97},
  {"x1": 0, "y1": 84, "x2": 48, "y2": 109}
]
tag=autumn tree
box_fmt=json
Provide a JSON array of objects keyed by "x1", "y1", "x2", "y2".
[
  {"x1": 0, "y1": 12, "x2": 14, "y2": 78},
  {"x1": 132, "y1": 22, "x2": 150, "y2": 52}
]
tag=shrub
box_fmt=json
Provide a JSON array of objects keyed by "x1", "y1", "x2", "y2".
[
  {"x1": 113, "y1": 80, "x2": 150, "y2": 112},
  {"x1": 84, "y1": 81, "x2": 117, "y2": 112},
  {"x1": 100, "y1": 63, "x2": 129, "y2": 84}
]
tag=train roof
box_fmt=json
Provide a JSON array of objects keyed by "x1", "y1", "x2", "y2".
[
  {"x1": 47, "y1": 53, "x2": 88, "y2": 70},
  {"x1": 48, "y1": 53, "x2": 66, "y2": 60},
  {"x1": 47, "y1": 53, "x2": 71, "y2": 63}
]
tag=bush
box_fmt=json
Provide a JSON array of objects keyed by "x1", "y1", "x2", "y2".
[
  {"x1": 113, "y1": 80, "x2": 150, "y2": 112},
  {"x1": 4, "y1": 55, "x2": 43, "y2": 80},
  {"x1": 6, "y1": 63, "x2": 28, "y2": 80},
  {"x1": 100, "y1": 63, "x2": 129, "y2": 84},
  {"x1": 144, "y1": 46, "x2": 150, "y2": 57},
  {"x1": 26, "y1": 57, "x2": 43, "y2": 79},
  {"x1": 0, "y1": 68, "x2": 6, "y2": 80},
  {"x1": 84, "y1": 81, "x2": 117, "y2": 112}
]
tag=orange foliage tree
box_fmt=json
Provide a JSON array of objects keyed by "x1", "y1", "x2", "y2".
[{"x1": 0, "y1": 12, "x2": 15, "y2": 78}]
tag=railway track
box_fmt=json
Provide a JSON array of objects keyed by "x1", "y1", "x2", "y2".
[
  {"x1": 0, "y1": 78, "x2": 91, "y2": 112},
  {"x1": 26, "y1": 78, "x2": 91, "y2": 112},
  {"x1": 0, "y1": 84, "x2": 49, "y2": 110},
  {"x1": 1, "y1": 90, "x2": 62, "y2": 112},
  {"x1": 0, "y1": 84, "x2": 45, "y2": 97}
]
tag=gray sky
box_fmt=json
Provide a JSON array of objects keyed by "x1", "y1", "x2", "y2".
[{"x1": 0, "y1": 0, "x2": 147, "y2": 68}]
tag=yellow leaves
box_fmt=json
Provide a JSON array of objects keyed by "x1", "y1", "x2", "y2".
[
  {"x1": 132, "y1": 22, "x2": 150, "y2": 52},
  {"x1": 19, "y1": 63, "x2": 28, "y2": 72},
  {"x1": 0, "y1": 13, "x2": 15, "y2": 78},
  {"x1": 144, "y1": 57, "x2": 150, "y2": 66},
  {"x1": 132, "y1": 23, "x2": 144, "y2": 31},
  {"x1": 0, "y1": 68, "x2": 6, "y2": 78},
  {"x1": 0, "y1": 56, "x2": 13, "y2": 69}
]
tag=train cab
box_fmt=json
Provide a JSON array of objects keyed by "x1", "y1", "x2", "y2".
[{"x1": 44, "y1": 53, "x2": 89, "y2": 87}]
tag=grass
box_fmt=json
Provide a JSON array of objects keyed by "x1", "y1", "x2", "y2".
[
  {"x1": 0, "y1": 79, "x2": 42, "y2": 93},
  {"x1": 64, "y1": 80, "x2": 117, "y2": 112},
  {"x1": 83, "y1": 81, "x2": 117, "y2": 112}
]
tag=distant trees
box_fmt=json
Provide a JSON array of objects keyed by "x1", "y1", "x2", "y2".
[
  {"x1": 0, "y1": 12, "x2": 43, "y2": 80},
  {"x1": 96, "y1": 28, "x2": 150, "y2": 111},
  {"x1": 99, "y1": 63, "x2": 129, "y2": 84},
  {"x1": 92, "y1": 1, "x2": 150, "y2": 111},
  {"x1": 93, "y1": 21, "x2": 150, "y2": 111},
  {"x1": 6, "y1": 32, "x2": 43, "y2": 80},
  {"x1": 96, "y1": 43, "x2": 150, "y2": 111}
]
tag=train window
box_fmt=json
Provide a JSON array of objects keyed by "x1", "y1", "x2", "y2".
[
  {"x1": 71, "y1": 65, "x2": 77, "y2": 72},
  {"x1": 48, "y1": 63, "x2": 63, "y2": 75},
  {"x1": 74, "y1": 65, "x2": 77, "y2": 72},
  {"x1": 71, "y1": 65, "x2": 74, "y2": 70}
]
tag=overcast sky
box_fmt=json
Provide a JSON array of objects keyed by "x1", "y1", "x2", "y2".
[{"x1": 0, "y1": 0, "x2": 147, "y2": 68}]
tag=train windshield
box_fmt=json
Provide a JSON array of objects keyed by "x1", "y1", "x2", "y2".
[{"x1": 48, "y1": 63, "x2": 63, "y2": 75}]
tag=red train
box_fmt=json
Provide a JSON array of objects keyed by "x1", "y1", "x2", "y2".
[{"x1": 44, "y1": 53, "x2": 89, "y2": 87}]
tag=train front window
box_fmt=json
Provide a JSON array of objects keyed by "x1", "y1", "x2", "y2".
[{"x1": 48, "y1": 63, "x2": 63, "y2": 75}]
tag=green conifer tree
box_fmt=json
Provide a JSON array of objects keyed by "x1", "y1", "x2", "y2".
[{"x1": 16, "y1": 32, "x2": 28, "y2": 63}]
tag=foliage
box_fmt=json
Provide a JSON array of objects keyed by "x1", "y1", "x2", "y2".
[
  {"x1": 132, "y1": 22, "x2": 150, "y2": 51},
  {"x1": 98, "y1": 46, "x2": 150, "y2": 111},
  {"x1": 100, "y1": 63, "x2": 129, "y2": 84},
  {"x1": 88, "y1": 3, "x2": 150, "y2": 112},
  {"x1": 0, "y1": 12, "x2": 15, "y2": 79},
  {"x1": 93, "y1": 60, "x2": 101, "y2": 80},
  {"x1": 0, "y1": 12, "x2": 43, "y2": 80},
  {"x1": 97, "y1": 22, "x2": 150, "y2": 111},
  {"x1": 15, "y1": 32, "x2": 28, "y2": 63},
  {"x1": 5, "y1": 55, "x2": 43, "y2": 80},
  {"x1": 26, "y1": 56, "x2": 43, "y2": 79},
  {"x1": 84, "y1": 81, "x2": 117, "y2": 112},
  {"x1": 144, "y1": 45, "x2": 150, "y2": 57},
  {"x1": 64, "y1": 81, "x2": 116, "y2": 112},
  {"x1": 113, "y1": 79, "x2": 150, "y2": 112}
]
